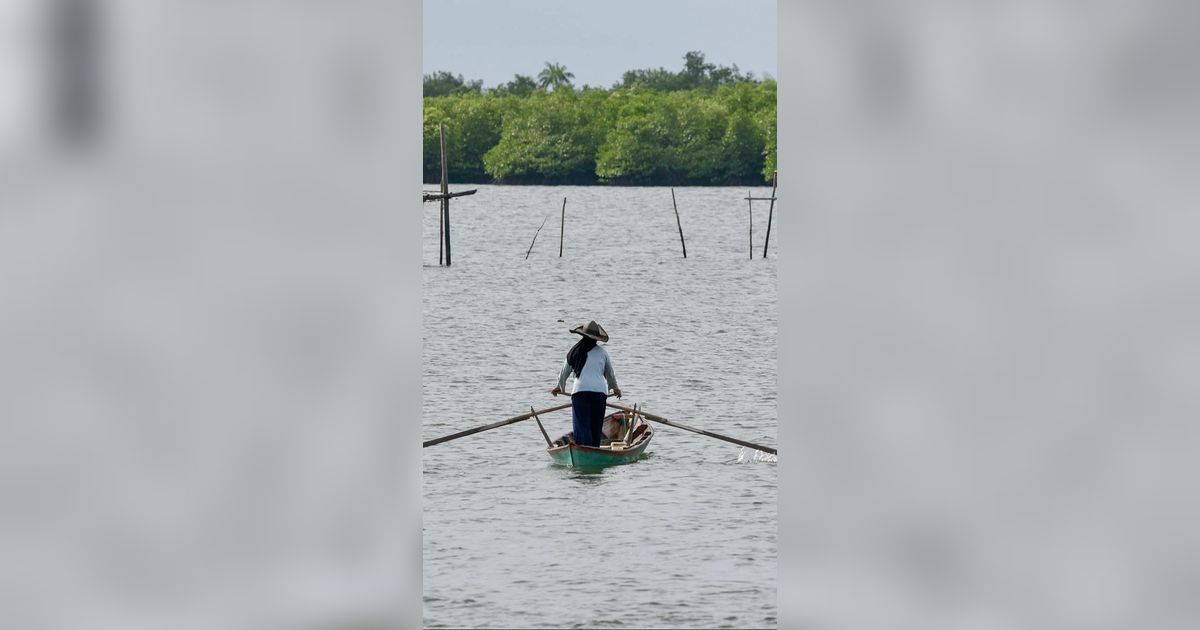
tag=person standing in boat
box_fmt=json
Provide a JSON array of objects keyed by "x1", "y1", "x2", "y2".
[{"x1": 550, "y1": 320, "x2": 622, "y2": 447}]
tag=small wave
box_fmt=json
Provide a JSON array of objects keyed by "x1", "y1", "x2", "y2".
[{"x1": 735, "y1": 447, "x2": 778, "y2": 464}]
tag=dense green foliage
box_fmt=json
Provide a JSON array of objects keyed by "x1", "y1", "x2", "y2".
[
  {"x1": 423, "y1": 52, "x2": 776, "y2": 185},
  {"x1": 422, "y1": 71, "x2": 483, "y2": 97},
  {"x1": 614, "y1": 51, "x2": 756, "y2": 92}
]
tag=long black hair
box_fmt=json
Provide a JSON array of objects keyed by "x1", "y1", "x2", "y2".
[{"x1": 567, "y1": 335, "x2": 598, "y2": 377}]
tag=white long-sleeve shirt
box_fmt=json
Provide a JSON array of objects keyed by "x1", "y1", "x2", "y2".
[{"x1": 557, "y1": 345, "x2": 619, "y2": 394}]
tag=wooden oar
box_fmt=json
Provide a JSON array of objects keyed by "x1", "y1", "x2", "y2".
[
  {"x1": 606, "y1": 402, "x2": 777, "y2": 455},
  {"x1": 424, "y1": 402, "x2": 572, "y2": 448}
]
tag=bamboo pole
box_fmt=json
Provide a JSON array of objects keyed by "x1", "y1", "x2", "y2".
[
  {"x1": 423, "y1": 402, "x2": 573, "y2": 448},
  {"x1": 671, "y1": 188, "x2": 687, "y2": 258},
  {"x1": 436, "y1": 121, "x2": 446, "y2": 264},
  {"x1": 558, "y1": 197, "x2": 566, "y2": 257},
  {"x1": 440, "y1": 122, "x2": 451, "y2": 266},
  {"x1": 763, "y1": 171, "x2": 778, "y2": 258},
  {"x1": 525, "y1": 215, "x2": 549, "y2": 259},
  {"x1": 622, "y1": 403, "x2": 639, "y2": 442}
]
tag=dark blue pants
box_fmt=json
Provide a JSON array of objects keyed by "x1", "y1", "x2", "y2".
[{"x1": 571, "y1": 391, "x2": 607, "y2": 447}]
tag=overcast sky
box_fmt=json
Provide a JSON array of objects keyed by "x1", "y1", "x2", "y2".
[{"x1": 423, "y1": 0, "x2": 777, "y2": 89}]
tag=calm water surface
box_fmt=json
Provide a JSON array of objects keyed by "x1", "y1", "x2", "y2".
[{"x1": 423, "y1": 185, "x2": 777, "y2": 629}]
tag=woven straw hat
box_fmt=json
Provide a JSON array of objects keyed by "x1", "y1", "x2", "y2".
[{"x1": 570, "y1": 320, "x2": 609, "y2": 342}]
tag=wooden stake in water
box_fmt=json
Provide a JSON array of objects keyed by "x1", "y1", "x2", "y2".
[
  {"x1": 526, "y1": 215, "x2": 549, "y2": 259},
  {"x1": 671, "y1": 188, "x2": 687, "y2": 258},
  {"x1": 437, "y1": 142, "x2": 444, "y2": 266},
  {"x1": 439, "y1": 122, "x2": 451, "y2": 266},
  {"x1": 559, "y1": 197, "x2": 566, "y2": 257},
  {"x1": 748, "y1": 189, "x2": 754, "y2": 260},
  {"x1": 763, "y1": 171, "x2": 778, "y2": 259}
]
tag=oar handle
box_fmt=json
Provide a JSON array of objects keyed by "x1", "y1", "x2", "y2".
[
  {"x1": 424, "y1": 401, "x2": 572, "y2": 448},
  {"x1": 423, "y1": 394, "x2": 621, "y2": 448}
]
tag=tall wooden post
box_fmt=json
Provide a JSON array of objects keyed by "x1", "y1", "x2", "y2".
[
  {"x1": 440, "y1": 122, "x2": 451, "y2": 266},
  {"x1": 748, "y1": 189, "x2": 753, "y2": 260},
  {"x1": 762, "y1": 171, "x2": 777, "y2": 258},
  {"x1": 559, "y1": 197, "x2": 566, "y2": 257},
  {"x1": 671, "y1": 187, "x2": 687, "y2": 258}
]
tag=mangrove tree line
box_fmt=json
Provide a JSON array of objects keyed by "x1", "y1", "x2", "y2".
[{"x1": 423, "y1": 52, "x2": 776, "y2": 186}]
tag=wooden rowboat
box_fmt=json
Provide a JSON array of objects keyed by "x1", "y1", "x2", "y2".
[{"x1": 546, "y1": 409, "x2": 654, "y2": 468}]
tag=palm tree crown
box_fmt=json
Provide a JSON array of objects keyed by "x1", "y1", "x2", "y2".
[{"x1": 537, "y1": 62, "x2": 575, "y2": 90}]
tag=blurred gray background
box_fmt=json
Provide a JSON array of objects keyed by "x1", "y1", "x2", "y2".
[
  {"x1": 780, "y1": 1, "x2": 1200, "y2": 629},
  {"x1": 0, "y1": 1, "x2": 421, "y2": 628}
]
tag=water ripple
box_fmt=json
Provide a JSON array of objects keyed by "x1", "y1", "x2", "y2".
[{"x1": 424, "y1": 185, "x2": 777, "y2": 629}]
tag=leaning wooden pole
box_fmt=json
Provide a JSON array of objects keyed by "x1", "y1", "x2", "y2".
[
  {"x1": 558, "y1": 197, "x2": 566, "y2": 257},
  {"x1": 747, "y1": 189, "x2": 754, "y2": 260},
  {"x1": 762, "y1": 171, "x2": 778, "y2": 258},
  {"x1": 530, "y1": 406, "x2": 553, "y2": 447},
  {"x1": 671, "y1": 188, "x2": 687, "y2": 258},
  {"x1": 439, "y1": 122, "x2": 451, "y2": 266},
  {"x1": 526, "y1": 216, "x2": 549, "y2": 260}
]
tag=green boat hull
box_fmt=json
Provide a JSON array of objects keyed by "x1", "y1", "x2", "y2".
[
  {"x1": 548, "y1": 440, "x2": 650, "y2": 468},
  {"x1": 545, "y1": 410, "x2": 653, "y2": 469}
]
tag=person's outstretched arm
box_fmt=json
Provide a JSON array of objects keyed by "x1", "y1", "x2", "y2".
[
  {"x1": 551, "y1": 361, "x2": 572, "y2": 396},
  {"x1": 603, "y1": 354, "x2": 621, "y2": 398}
]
